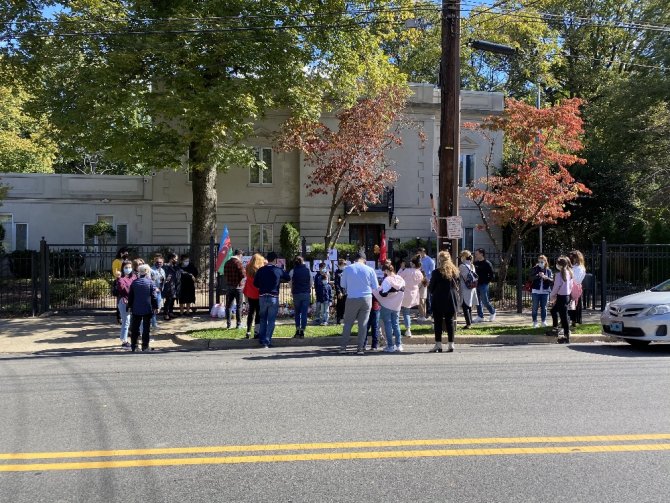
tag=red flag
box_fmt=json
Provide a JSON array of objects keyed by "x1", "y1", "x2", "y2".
[{"x1": 379, "y1": 230, "x2": 388, "y2": 263}]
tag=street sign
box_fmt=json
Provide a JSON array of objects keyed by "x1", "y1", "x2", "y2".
[{"x1": 446, "y1": 216, "x2": 463, "y2": 239}]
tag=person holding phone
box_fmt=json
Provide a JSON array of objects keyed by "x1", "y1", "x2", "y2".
[{"x1": 529, "y1": 255, "x2": 554, "y2": 328}]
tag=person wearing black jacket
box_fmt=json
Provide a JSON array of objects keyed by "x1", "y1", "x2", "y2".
[
  {"x1": 334, "y1": 259, "x2": 347, "y2": 324},
  {"x1": 474, "y1": 248, "x2": 497, "y2": 322},
  {"x1": 529, "y1": 255, "x2": 554, "y2": 328},
  {"x1": 427, "y1": 251, "x2": 460, "y2": 353}
]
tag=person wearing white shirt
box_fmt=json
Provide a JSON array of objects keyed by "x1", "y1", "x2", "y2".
[{"x1": 569, "y1": 250, "x2": 587, "y2": 327}]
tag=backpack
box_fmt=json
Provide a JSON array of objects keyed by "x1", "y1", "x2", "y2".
[{"x1": 464, "y1": 267, "x2": 479, "y2": 289}]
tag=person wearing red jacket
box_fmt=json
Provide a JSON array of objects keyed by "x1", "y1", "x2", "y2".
[{"x1": 243, "y1": 253, "x2": 265, "y2": 339}]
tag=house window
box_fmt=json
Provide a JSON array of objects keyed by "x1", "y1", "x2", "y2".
[
  {"x1": 460, "y1": 227, "x2": 474, "y2": 252},
  {"x1": 83, "y1": 216, "x2": 115, "y2": 251},
  {"x1": 459, "y1": 154, "x2": 475, "y2": 187},
  {"x1": 15, "y1": 223, "x2": 28, "y2": 251},
  {"x1": 250, "y1": 147, "x2": 273, "y2": 185},
  {"x1": 0, "y1": 214, "x2": 13, "y2": 252},
  {"x1": 116, "y1": 224, "x2": 128, "y2": 246},
  {"x1": 249, "y1": 224, "x2": 273, "y2": 252}
]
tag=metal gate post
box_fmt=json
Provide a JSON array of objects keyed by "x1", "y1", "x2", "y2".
[
  {"x1": 600, "y1": 239, "x2": 607, "y2": 311},
  {"x1": 516, "y1": 240, "x2": 523, "y2": 314},
  {"x1": 31, "y1": 251, "x2": 38, "y2": 316},
  {"x1": 208, "y1": 235, "x2": 215, "y2": 310},
  {"x1": 39, "y1": 237, "x2": 49, "y2": 313}
]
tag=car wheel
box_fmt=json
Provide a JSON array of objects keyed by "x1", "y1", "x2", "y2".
[{"x1": 624, "y1": 339, "x2": 651, "y2": 347}]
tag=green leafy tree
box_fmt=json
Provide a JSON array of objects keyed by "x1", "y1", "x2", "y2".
[
  {"x1": 2, "y1": 1, "x2": 411, "y2": 267},
  {"x1": 0, "y1": 85, "x2": 57, "y2": 173}
]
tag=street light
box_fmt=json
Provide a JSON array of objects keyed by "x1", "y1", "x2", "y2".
[{"x1": 469, "y1": 40, "x2": 517, "y2": 56}]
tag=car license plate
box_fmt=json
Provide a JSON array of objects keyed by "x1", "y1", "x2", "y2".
[{"x1": 610, "y1": 322, "x2": 623, "y2": 333}]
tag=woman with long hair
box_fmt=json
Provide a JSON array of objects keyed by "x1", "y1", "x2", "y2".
[
  {"x1": 398, "y1": 255, "x2": 424, "y2": 337},
  {"x1": 373, "y1": 264, "x2": 406, "y2": 352},
  {"x1": 114, "y1": 258, "x2": 136, "y2": 348},
  {"x1": 428, "y1": 251, "x2": 460, "y2": 353},
  {"x1": 458, "y1": 250, "x2": 479, "y2": 329},
  {"x1": 243, "y1": 253, "x2": 266, "y2": 338},
  {"x1": 548, "y1": 256, "x2": 574, "y2": 343}
]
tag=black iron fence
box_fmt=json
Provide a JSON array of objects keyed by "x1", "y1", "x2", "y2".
[{"x1": 2, "y1": 239, "x2": 670, "y2": 317}]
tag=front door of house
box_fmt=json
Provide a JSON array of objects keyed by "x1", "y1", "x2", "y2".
[{"x1": 349, "y1": 224, "x2": 384, "y2": 264}]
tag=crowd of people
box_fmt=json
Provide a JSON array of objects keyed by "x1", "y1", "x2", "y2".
[{"x1": 111, "y1": 245, "x2": 588, "y2": 352}]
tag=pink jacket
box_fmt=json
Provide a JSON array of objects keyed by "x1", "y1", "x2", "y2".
[
  {"x1": 399, "y1": 268, "x2": 423, "y2": 308},
  {"x1": 551, "y1": 271, "x2": 573, "y2": 297},
  {"x1": 372, "y1": 274, "x2": 405, "y2": 312}
]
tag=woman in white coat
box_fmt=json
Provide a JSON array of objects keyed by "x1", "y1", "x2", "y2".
[
  {"x1": 568, "y1": 250, "x2": 586, "y2": 327},
  {"x1": 459, "y1": 250, "x2": 479, "y2": 329},
  {"x1": 399, "y1": 256, "x2": 424, "y2": 337}
]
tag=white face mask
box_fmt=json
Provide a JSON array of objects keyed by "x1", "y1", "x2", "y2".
[
  {"x1": 538, "y1": 261, "x2": 545, "y2": 268},
  {"x1": 123, "y1": 268, "x2": 132, "y2": 275},
  {"x1": 182, "y1": 260, "x2": 190, "y2": 267}
]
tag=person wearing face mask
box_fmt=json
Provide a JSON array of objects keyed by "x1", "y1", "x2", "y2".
[
  {"x1": 548, "y1": 256, "x2": 574, "y2": 343},
  {"x1": 289, "y1": 256, "x2": 313, "y2": 338},
  {"x1": 458, "y1": 250, "x2": 479, "y2": 329},
  {"x1": 178, "y1": 254, "x2": 198, "y2": 316},
  {"x1": 114, "y1": 259, "x2": 137, "y2": 348},
  {"x1": 314, "y1": 263, "x2": 332, "y2": 326},
  {"x1": 162, "y1": 253, "x2": 179, "y2": 320},
  {"x1": 529, "y1": 255, "x2": 554, "y2": 328},
  {"x1": 150, "y1": 255, "x2": 166, "y2": 329},
  {"x1": 128, "y1": 264, "x2": 159, "y2": 352}
]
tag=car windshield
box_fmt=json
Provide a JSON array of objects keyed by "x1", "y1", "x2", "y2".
[{"x1": 649, "y1": 279, "x2": 670, "y2": 292}]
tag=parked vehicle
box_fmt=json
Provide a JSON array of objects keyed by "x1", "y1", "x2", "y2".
[{"x1": 601, "y1": 279, "x2": 670, "y2": 346}]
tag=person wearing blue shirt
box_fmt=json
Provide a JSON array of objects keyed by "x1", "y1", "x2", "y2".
[
  {"x1": 289, "y1": 256, "x2": 313, "y2": 339},
  {"x1": 419, "y1": 247, "x2": 435, "y2": 317},
  {"x1": 339, "y1": 252, "x2": 379, "y2": 354},
  {"x1": 253, "y1": 251, "x2": 291, "y2": 348}
]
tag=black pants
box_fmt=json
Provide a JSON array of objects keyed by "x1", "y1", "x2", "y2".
[
  {"x1": 569, "y1": 296, "x2": 583, "y2": 325},
  {"x1": 164, "y1": 297, "x2": 175, "y2": 316},
  {"x1": 426, "y1": 293, "x2": 433, "y2": 316},
  {"x1": 462, "y1": 303, "x2": 473, "y2": 327},
  {"x1": 336, "y1": 294, "x2": 347, "y2": 323},
  {"x1": 246, "y1": 298, "x2": 260, "y2": 333},
  {"x1": 433, "y1": 308, "x2": 455, "y2": 343},
  {"x1": 551, "y1": 295, "x2": 571, "y2": 338},
  {"x1": 226, "y1": 289, "x2": 242, "y2": 326},
  {"x1": 130, "y1": 313, "x2": 152, "y2": 350}
]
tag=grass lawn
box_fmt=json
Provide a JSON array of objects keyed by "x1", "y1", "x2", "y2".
[{"x1": 187, "y1": 322, "x2": 602, "y2": 340}]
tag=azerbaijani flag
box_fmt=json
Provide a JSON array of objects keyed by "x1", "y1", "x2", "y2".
[{"x1": 215, "y1": 226, "x2": 233, "y2": 274}]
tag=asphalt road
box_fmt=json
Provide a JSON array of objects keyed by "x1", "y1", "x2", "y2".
[{"x1": 1, "y1": 343, "x2": 670, "y2": 503}]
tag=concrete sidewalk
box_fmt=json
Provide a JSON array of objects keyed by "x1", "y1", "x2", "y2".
[{"x1": 0, "y1": 310, "x2": 612, "y2": 354}]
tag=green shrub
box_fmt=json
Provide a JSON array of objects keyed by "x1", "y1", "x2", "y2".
[
  {"x1": 307, "y1": 242, "x2": 357, "y2": 261},
  {"x1": 49, "y1": 281, "x2": 80, "y2": 307},
  {"x1": 82, "y1": 278, "x2": 111, "y2": 299},
  {"x1": 280, "y1": 222, "x2": 301, "y2": 264}
]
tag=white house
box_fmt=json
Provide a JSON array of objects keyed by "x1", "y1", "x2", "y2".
[{"x1": 0, "y1": 84, "x2": 504, "y2": 256}]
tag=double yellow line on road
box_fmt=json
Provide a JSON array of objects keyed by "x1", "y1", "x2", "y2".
[{"x1": 2, "y1": 434, "x2": 669, "y2": 472}]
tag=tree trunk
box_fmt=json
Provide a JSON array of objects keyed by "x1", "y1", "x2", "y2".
[{"x1": 191, "y1": 158, "x2": 218, "y2": 278}]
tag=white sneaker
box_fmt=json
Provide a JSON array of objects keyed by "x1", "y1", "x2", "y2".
[
  {"x1": 405, "y1": 329, "x2": 412, "y2": 338},
  {"x1": 541, "y1": 321, "x2": 548, "y2": 327},
  {"x1": 489, "y1": 313, "x2": 496, "y2": 322},
  {"x1": 396, "y1": 344, "x2": 404, "y2": 352},
  {"x1": 533, "y1": 322, "x2": 539, "y2": 328},
  {"x1": 384, "y1": 345, "x2": 396, "y2": 353},
  {"x1": 474, "y1": 316, "x2": 485, "y2": 323}
]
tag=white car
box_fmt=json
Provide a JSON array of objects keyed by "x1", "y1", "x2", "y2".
[{"x1": 601, "y1": 279, "x2": 670, "y2": 346}]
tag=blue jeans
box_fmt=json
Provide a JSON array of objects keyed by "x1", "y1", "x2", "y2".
[
  {"x1": 380, "y1": 307, "x2": 401, "y2": 348},
  {"x1": 366, "y1": 309, "x2": 380, "y2": 348},
  {"x1": 259, "y1": 296, "x2": 279, "y2": 346},
  {"x1": 532, "y1": 293, "x2": 549, "y2": 323},
  {"x1": 476, "y1": 284, "x2": 496, "y2": 318},
  {"x1": 293, "y1": 293, "x2": 310, "y2": 331},
  {"x1": 118, "y1": 299, "x2": 130, "y2": 343},
  {"x1": 401, "y1": 306, "x2": 412, "y2": 329},
  {"x1": 151, "y1": 291, "x2": 162, "y2": 328},
  {"x1": 320, "y1": 302, "x2": 330, "y2": 324}
]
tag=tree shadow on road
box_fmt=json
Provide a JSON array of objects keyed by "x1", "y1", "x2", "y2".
[{"x1": 568, "y1": 343, "x2": 670, "y2": 358}]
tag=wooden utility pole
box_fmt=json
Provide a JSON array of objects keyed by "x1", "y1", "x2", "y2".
[{"x1": 439, "y1": 0, "x2": 461, "y2": 262}]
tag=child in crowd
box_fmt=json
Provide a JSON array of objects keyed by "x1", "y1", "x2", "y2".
[
  {"x1": 365, "y1": 296, "x2": 381, "y2": 350},
  {"x1": 314, "y1": 264, "x2": 332, "y2": 326}
]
